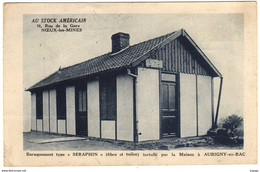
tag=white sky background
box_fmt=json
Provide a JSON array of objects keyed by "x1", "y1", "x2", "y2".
[{"x1": 23, "y1": 14, "x2": 244, "y2": 132}]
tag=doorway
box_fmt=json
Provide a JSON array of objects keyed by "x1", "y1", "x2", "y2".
[
  {"x1": 160, "y1": 73, "x2": 179, "y2": 138},
  {"x1": 76, "y1": 85, "x2": 88, "y2": 136}
]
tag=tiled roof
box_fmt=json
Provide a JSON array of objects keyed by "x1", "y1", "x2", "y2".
[{"x1": 27, "y1": 31, "x2": 176, "y2": 90}]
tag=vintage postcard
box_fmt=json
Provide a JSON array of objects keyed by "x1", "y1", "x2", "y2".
[{"x1": 3, "y1": 2, "x2": 257, "y2": 166}]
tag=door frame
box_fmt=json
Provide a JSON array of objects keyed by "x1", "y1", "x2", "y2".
[
  {"x1": 75, "y1": 83, "x2": 88, "y2": 136},
  {"x1": 159, "y1": 71, "x2": 180, "y2": 139}
]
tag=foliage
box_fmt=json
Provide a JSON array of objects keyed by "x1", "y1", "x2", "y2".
[
  {"x1": 209, "y1": 114, "x2": 244, "y2": 146},
  {"x1": 221, "y1": 114, "x2": 243, "y2": 133}
]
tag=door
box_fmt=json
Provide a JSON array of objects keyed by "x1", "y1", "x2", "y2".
[
  {"x1": 161, "y1": 73, "x2": 178, "y2": 138},
  {"x1": 76, "y1": 86, "x2": 88, "y2": 136}
]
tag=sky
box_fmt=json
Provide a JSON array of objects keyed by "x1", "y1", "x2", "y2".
[{"x1": 23, "y1": 14, "x2": 244, "y2": 132}]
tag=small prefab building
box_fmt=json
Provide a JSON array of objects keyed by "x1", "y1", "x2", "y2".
[{"x1": 27, "y1": 29, "x2": 222, "y2": 142}]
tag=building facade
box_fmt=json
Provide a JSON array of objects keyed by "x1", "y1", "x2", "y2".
[{"x1": 27, "y1": 29, "x2": 222, "y2": 142}]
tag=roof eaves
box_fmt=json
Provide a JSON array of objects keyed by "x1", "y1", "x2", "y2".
[
  {"x1": 26, "y1": 70, "x2": 59, "y2": 91},
  {"x1": 26, "y1": 64, "x2": 131, "y2": 92}
]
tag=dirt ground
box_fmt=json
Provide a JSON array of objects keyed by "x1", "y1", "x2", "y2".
[
  {"x1": 23, "y1": 132, "x2": 127, "y2": 151},
  {"x1": 23, "y1": 131, "x2": 243, "y2": 151}
]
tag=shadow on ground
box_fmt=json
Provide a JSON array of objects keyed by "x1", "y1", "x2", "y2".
[{"x1": 24, "y1": 131, "x2": 243, "y2": 151}]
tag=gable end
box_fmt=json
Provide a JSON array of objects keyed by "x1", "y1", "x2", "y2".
[{"x1": 137, "y1": 29, "x2": 221, "y2": 77}]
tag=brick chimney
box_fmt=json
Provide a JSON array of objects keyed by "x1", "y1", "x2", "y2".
[{"x1": 111, "y1": 32, "x2": 130, "y2": 53}]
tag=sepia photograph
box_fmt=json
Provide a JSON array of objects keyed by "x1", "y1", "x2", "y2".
[
  {"x1": 23, "y1": 13, "x2": 244, "y2": 151},
  {"x1": 3, "y1": 2, "x2": 257, "y2": 166}
]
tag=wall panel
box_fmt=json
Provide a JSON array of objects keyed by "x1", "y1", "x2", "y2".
[
  {"x1": 37, "y1": 119, "x2": 42, "y2": 131},
  {"x1": 180, "y1": 73, "x2": 197, "y2": 137},
  {"x1": 49, "y1": 89, "x2": 57, "y2": 133},
  {"x1": 101, "y1": 121, "x2": 115, "y2": 139},
  {"x1": 66, "y1": 86, "x2": 76, "y2": 135},
  {"x1": 58, "y1": 119, "x2": 66, "y2": 134},
  {"x1": 31, "y1": 93, "x2": 36, "y2": 131},
  {"x1": 87, "y1": 80, "x2": 100, "y2": 138},
  {"x1": 117, "y1": 75, "x2": 133, "y2": 141},
  {"x1": 197, "y1": 76, "x2": 212, "y2": 135},
  {"x1": 137, "y1": 68, "x2": 160, "y2": 141}
]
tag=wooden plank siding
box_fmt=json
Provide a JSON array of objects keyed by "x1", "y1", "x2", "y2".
[{"x1": 141, "y1": 38, "x2": 211, "y2": 76}]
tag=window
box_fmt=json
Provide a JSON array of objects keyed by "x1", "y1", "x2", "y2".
[
  {"x1": 100, "y1": 75, "x2": 116, "y2": 120},
  {"x1": 36, "y1": 91, "x2": 43, "y2": 119},
  {"x1": 161, "y1": 73, "x2": 176, "y2": 82},
  {"x1": 78, "y1": 89, "x2": 87, "y2": 112},
  {"x1": 57, "y1": 87, "x2": 66, "y2": 119}
]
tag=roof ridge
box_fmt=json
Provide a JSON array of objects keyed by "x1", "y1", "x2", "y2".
[
  {"x1": 58, "y1": 31, "x2": 176, "y2": 71},
  {"x1": 130, "y1": 31, "x2": 176, "y2": 48}
]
